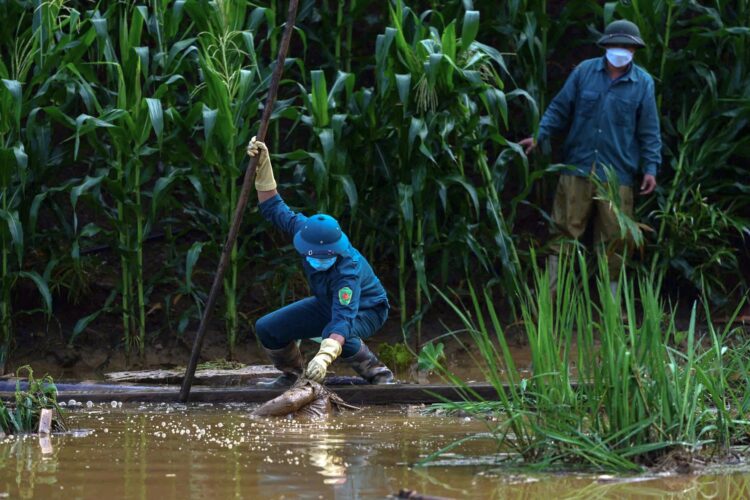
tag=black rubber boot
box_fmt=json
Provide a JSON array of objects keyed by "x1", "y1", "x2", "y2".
[
  {"x1": 257, "y1": 342, "x2": 305, "y2": 388},
  {"x1": 342, "y1": 342, "x2": 395, "y2": 384}
]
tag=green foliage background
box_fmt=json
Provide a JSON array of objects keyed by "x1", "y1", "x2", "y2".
[{"x1": 0, "y1": 0, "x2": 748, "y2": 369}]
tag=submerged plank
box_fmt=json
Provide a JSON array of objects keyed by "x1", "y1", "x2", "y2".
[
  {"x1": 0, "y1": 380, "x2": 165, "y2": 393},
  {"x1": 0, "y1": 383, "x2": 500, "y2": 405},
  {"x1": 0, "y1": 384, "x2": 506, "y2": 405}
]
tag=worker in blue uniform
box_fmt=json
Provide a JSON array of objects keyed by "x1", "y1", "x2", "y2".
[{"x1": 247, "y1": 138, "x2": 394, "y2": 388}]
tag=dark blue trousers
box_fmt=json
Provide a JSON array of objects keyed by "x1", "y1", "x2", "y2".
[{"x1": 255, "y1": 297, "x2": 388, "y2": 357}]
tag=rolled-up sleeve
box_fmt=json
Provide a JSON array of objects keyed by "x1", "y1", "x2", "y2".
[
  {"x1": 258, "y1": 194, "x2": 308, "y2": 237},
  {"x1": 637, "y1": 78, "x2": 662, "y2": 177},
  {"x1": 537, "y1": 66, "x2": 579, "y2": 143}
]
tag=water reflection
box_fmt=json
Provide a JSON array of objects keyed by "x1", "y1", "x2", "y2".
[
  {"x1": 38, "y1": 436, "x2": 53, "y2": 455},
  {"x1": 0, "y1": 435, "x2": 60, "y2": 499},
  {"x1": 308, "y1": 435, "x2": 348, "y2": 484},
  {"x1": 0, "y1": 404, "x2": 749, "y2": 499}
]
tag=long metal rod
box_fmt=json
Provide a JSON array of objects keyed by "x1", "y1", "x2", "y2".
[{"x1": 180, "y1": 0, "x2": 300, "y2": 402}]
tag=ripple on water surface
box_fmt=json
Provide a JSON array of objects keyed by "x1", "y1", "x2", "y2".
[{"x1": 1, "y1": 402, "x2": 749, "y2": 499}]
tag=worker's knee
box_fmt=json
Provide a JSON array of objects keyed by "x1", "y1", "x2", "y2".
[
  {"x1": 341, "y1": 337, "x2": 362, "y2": 358},
  {"x1": 255, "y1": 314, "x2": 283, "y2": 349}
]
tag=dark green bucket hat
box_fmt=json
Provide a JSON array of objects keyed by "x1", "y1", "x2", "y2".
[{"x1": 597, "y1": 20, "x2": 646, "y2": 48}]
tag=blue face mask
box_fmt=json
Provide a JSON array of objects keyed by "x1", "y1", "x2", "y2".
[{"x1": 306, "y1": 256, "x2": 337, "y2": 272}]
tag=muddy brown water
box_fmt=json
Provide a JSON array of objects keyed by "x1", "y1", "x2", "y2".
[{"x1": 1, "y1": 404, "x2": 749, "y2": 499}]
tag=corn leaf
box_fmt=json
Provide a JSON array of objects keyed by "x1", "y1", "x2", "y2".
[
  {"x1": 0, "y1": 209, "x2": 23, "y2": 265},
  {"x1": 145, "y1": 97, "x2": 164, "y2": 144},
  {"x1": 461, "y1": 11, "x2": 480, "y2": 49},
  {"x1": 18, "y1": 271, "x2": 51, "y2": 315}
]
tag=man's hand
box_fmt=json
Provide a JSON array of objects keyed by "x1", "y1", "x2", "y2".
[
  {"x1": 640, "y1": 174, "x2": 657, "y2": 195},
  {"x1": 305, "y1": 338, "x2": 343, "y2": 382},
  {"x1": 247, "y1": 136, "x2": 277, "y2": 191},
  {"x1": 519, "y1": 137, "x2": 536, "y2": 155}
]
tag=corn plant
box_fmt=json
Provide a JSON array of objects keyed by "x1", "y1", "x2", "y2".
[
  {"x1": 0, "y1": 98, "x2": 53, "y2": 373},
  {"x1": 1, "y1": 0, "x2": 749, "y2": 369},
  {"x1": 32, "y1": 3, "x2": 197, "y2": 359},
  {"x1": 0, "y1": 3, "x2": 61, "y2": 372},
  {"x1": 379, "y1": 1, "x2": 535, "y2": 339},
  {"x1": 48, "y1": 4, "x2": 180, "y2": 360},
  {"x1": 180, "y1": 1, "x2": 288, "y2": 357},
  {"x1": 287, "y1": 1, "x2": 532, "y2": 345},
  {"x1": 648, "y1": 92, "x2": 750, "y2": 302}
]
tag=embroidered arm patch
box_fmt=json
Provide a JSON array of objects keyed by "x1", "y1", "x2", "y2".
[{"x1": 338, "y1": 287, "x2": 353, "y2": 306}]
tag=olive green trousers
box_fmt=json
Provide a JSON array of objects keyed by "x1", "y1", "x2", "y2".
[{"x1": 550, "y1": 174, "x2": 634, "y2": 280}]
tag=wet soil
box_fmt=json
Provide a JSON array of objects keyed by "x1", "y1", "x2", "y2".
[
  {"x1": 6, "y1": 311, "x2": 496, "y2": 383},
  {"x1": 7, "y1": 252, "x2": 748, "y2": 382},
  {"x1": 7, "y1": 293, "x2": 748, "y2": 384},
  {"x1": 7, "y1": 270, "x2": 522, "y2": 381}
]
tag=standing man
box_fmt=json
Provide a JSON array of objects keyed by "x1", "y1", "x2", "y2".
[
  {"x1": 247, "y1": 137, "x2": 394, "y2": 388},
  {"x1": 520, "y1": 20, "x2": 662, "y2": 294}
]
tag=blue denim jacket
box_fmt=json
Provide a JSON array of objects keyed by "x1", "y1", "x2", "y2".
[
  {"x1": 259, "y1": 194, "x2": 389, "y2": 339},
  {"x1": 537, "y1": 56, "x2": 662, "y2": 186}
]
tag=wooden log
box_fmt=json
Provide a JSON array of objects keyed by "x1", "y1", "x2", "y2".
[
  {"x1": 105, "y1": 365, "x2": 281, "y2": 385},
  {"x1": 38, "y1": 408, "x2": 53, "y2": 435},
  {"x1": 252, "y1": 385, "x2": 316, "y2": 417}
]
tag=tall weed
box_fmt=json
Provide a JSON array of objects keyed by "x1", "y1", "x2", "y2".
[{"x1": 427, "y1": 250, "x2": 750, "y2": 470}]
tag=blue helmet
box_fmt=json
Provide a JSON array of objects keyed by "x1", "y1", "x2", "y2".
[{"x1": 293, "y1": 214, "x2": 350, "y2": 257}]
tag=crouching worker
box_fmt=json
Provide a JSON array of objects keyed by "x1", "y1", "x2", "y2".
[{"x1": 248, "y1": 138, "x2": 394, "y2": 388}]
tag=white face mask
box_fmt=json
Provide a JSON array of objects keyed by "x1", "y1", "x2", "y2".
[{"x1": 606, "y1": 48, "x2": 633, "y2": 68}]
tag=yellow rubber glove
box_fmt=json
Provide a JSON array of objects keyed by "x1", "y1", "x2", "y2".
[
  {"x1": 246, "y1": 136, "x2": 277, "y2": 191},
  {"x1": 305, "y1": 338, "x2": 342, "y2": 382}
]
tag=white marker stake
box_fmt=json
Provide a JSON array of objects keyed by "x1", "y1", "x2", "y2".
[{"x1": 38, "y1": 408, "x2": 53, "y2": 435}]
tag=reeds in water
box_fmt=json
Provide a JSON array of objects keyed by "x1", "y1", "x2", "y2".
[
  {"x1": 427, "y1": 251, "x2": 750, "y2": 471},
  {"x1": 0, "y1": 366, "x2": 66, "y2": 435}
]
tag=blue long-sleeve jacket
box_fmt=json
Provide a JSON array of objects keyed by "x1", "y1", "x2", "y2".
[
  {"x1": 537, "y1": 56, "x2": 662, "y2": 186},
  {"x1": 259, "y1": 194, "x2": 389, "y2": 339}
]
